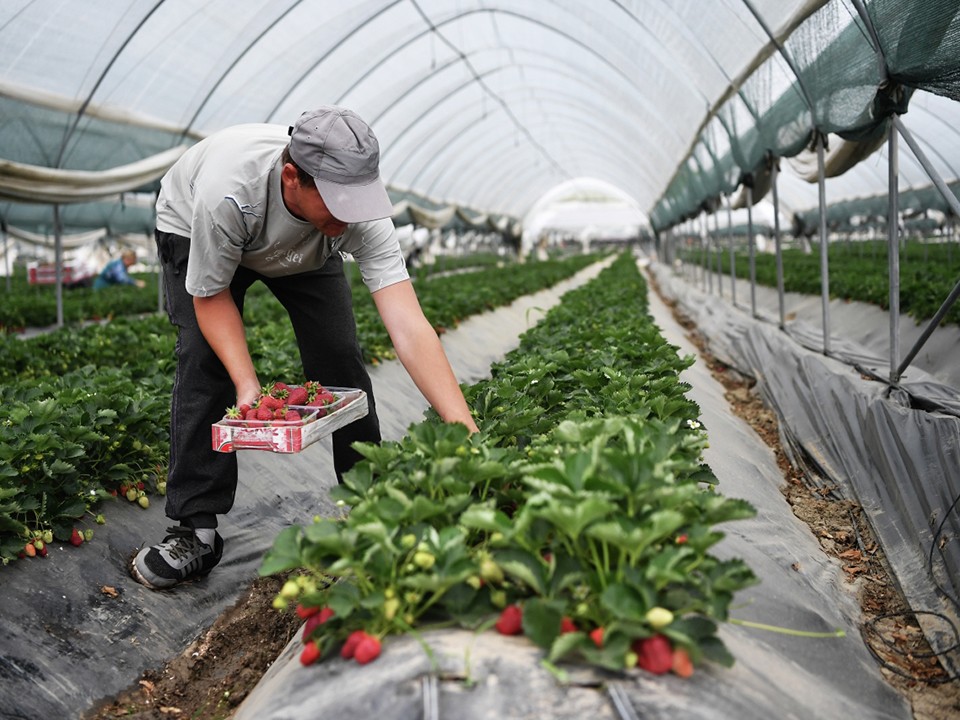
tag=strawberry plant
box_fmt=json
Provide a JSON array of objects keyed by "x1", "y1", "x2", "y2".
[
  {"x1": 0, "y1": 365, "x2": 169, "y2": 563},
  {"x1": 261, "y1": 253, "x2": 757, "y2": 676}
]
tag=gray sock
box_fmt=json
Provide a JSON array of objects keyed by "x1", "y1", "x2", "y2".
[{"x1": 194, "y1": 528, "x2": 216, "y2": 547}]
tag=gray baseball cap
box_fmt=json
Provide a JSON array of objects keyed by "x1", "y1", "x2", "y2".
[{"x1": 288, "y1": 106, "x2": 394, "y2": 223}]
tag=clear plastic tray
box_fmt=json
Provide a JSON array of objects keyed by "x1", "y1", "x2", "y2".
[{"x1": 211, "y1": 387, "x2": 367, "y2": 454}]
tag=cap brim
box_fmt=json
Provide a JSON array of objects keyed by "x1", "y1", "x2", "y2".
[{"x1": 314, "y1": 176, "x2": 394, "y2": 224}]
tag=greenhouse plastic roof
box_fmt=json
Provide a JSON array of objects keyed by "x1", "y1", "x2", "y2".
[{"x1": 1, "y1": 0, "x2": 959, "y2": 235}]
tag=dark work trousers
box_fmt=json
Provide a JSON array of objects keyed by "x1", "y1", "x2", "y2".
[{"x1": 156, "y1": 230, "x2": 381, "y2": 530}]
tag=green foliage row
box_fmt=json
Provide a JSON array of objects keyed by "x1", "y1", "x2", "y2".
[
  {"x1": 683, "y1": 239, "x2": 959, "y2": 326},
  {"x1": 0, "y1": 251, "x2": 513, "y2": 332},
  {"x1": 0, "y1": 254, "x2": 601, "y2": 565},
  {"x1": 0, "y1": 366, "x2": 170, "y2": 561},
  {"x1": 0, "y1": 272, "x2": 161, "y2": 330},
  {"x1": 262, "y1": 252, "x2": 757, "y2": 672}
]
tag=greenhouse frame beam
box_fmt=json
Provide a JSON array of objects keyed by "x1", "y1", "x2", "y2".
[
  {"x1": 726, "y1": 196, "x2": 737, "y2": 307},
  {"x1": 817, "y1": 132, "x2": 831, "y2": 356},
  {"x1": 177, "y1": 0, "x2": 309, "y2": 142},
  {"x1": 747, "y1": 184, "x2": 757, "y2": 317},
  {"x1": 892, "y1": 115, "x2": 960, "y2": 381},
  {"x1": 771, "y1": 157, "x2": 787, "y2": 331},
  {"x1": 888, "y1": 120, "x2": 901, "y2": 384}
]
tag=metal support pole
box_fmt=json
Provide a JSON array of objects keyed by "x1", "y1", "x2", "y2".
[
  {"x1": 53, "y1": 205, "x2": 64, "y2": 329},
  {"x1": 817, "y1": 133, "x2": 831, "y2": 355},
  {"x1": 2, "y1": 220, "x2": 9, "y2": 293},
  {"x1": 771, "y1": 159, "x2": 786, "y2": 330},
  {"x1": 714, "y1": 211, "x2": 723, "y2": 298},
  {"x1": 747, "y1": 185, "x2": 757, "y2": 317},
  {"x1": 702, "y1": 214, "x2": 711, "y2": 293},
  {"x1": 888, "y1": 119, "x2": 901, "y2": 384},
  {"x1": 705, "y1": 215, "x2": 712, "y2": 293},
  {"x1": 727, "y1": 197, "x2": 736, "y2": 306}
]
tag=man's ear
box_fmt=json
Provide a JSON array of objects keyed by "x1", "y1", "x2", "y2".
[{"x1": 280, "y1": 162, "x2": 299, "y2": 186}]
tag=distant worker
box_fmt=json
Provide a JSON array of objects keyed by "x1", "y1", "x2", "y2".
[{"x1": 94, "y1": 249, "x2": 146, "y2": 290}]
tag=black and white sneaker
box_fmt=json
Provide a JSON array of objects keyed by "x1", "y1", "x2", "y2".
[{"x1": 131, "y1": 526, "x2": 223, "y2": 590}]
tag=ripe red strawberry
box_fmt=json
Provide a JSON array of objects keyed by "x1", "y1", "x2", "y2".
[
  {"x1": 23, "y1": 542, "x2": 36, "y2": 558},
  {"x1": 255, "y1": 405, "x2": 274, "y2": 421},
  {"x1": 261, "y1": 395, "x2": 284, "y2": 411},
  {"x1": 354, "y1": 635, "x2": 382, "y2": 664},
  {"x1": 671, "y1": 647, "x2": 694, "y2": 678},
  {"x1": 590, "y1": 627, "x2": 605, "y2": 648},
  {"x1": 301, "y1": 607, "x2": 335, "y2": 641},
  {"x1": 495, "y1": 605, "x2": 523, "y2": 635},
  {"x1": 244, "y1": 408, "x2": 259, "y2": 420},
  {"x1": 560, "y1": 616, "x2": 578, "y2": 634},
  {"x1": 287, "y1": 387, "x2": 309, "y2": 406},
  {"x1": 341, "y1": 630, "x2": 369, "y2": 659},
  {"x1": 308, "y1": 389, "x2": 337, "y2": 407},
  {"x1": 283, "y1": 409, "x2": 302, "y2": 421},
  {"x1": 69, "y1": 528, "x2": 84, "y2": 547},
  {"x1": 633, "y1": 635, "x2": 673, "y2": 675},
  {"x1": 295, "y1": 604, "x2": 321, "y2": 620},
  {"x1": 300, "y1": 640, "x2": 321, "y2": 666}
]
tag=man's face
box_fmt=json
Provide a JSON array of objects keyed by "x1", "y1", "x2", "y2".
[{"x1": 281, "y1": 163, "x2": 348, "y2": 237}]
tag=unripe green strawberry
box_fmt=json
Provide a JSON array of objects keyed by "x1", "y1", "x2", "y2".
[
  {"x1": 83, "y1": 529, "x2": 94, "y2": 542},
  {"x1": 126, "y1": 487, "x2": 138, "y2": 502},
  {"x1": 466, "y1": 575, "x2": 482, "y2": 590},
  {"x1": 384, "y1": 597, "x2": 400, "y2": 621},
  {"x1": 645, "y1": 607, "x2": 674, "y2": 629},
  {"x1": 479, "y1": 558, "x2": 504, "y2": 584},
  {"x1": 272, "y1": 595, "x2": 288, "y2": 611},
  {"x1": 95, "y1": 514, "x2": 106, "y2": 525},
  {"x1": 490, "y1": 590, "x2": 507, "y2": 608},
  {"x1": 138, "y1": 496, "x2": 150, "y2": 509},
  {"x1": 280, "y1": 580, "x2": 300, "y2": 600},
  {"x1": 157, "y1": 481, "x2": 167, "y2": 496},
  {"x1": 400, "y1": 534, "x2": 417, "y2": 549},
  {"x1": 413, "y1": 551, "x2": 435, "y2": 570},
  {"x1": 33, "y1": 540, "x2": 44, "y2": 551},
  {"x1": 42, "y1": 530, "x2": 54, "y2": 544}
]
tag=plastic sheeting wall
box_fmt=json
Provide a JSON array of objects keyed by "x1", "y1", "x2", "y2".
[{"x1": 651, "y1": 261, "x2": 960, "y2": 677}]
